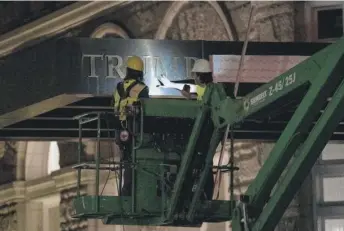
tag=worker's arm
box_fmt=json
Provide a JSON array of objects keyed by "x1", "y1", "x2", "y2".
[
  {"x1": 112, "y1": 82, "x2": 121, "y2": 108},
  {"x1": 138, "y1": 86, "x2": 149, "y2": 98},
  {"x1": 180, "y1": 84, "x2": 191, "y2": 99}
]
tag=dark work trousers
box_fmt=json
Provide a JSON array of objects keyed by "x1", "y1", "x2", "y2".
[
  {"x1": 121, "y1": 142, "x2": 132, "y2": 196},
  {"x1": 118, "y1": 117, "x2": 140, "y2": 196},
  {"x1": 204, "y1": 168, "x2": 214, "y2": 200},
  {"x1": 201, "y1": 117, "x2": 215, "y2": 200}
]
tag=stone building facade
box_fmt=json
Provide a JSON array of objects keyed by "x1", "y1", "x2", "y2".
[{"x1": 0, "y1": 1, "x2": 343, "y2": 231}]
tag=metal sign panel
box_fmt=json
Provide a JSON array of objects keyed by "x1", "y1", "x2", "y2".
[
  {"x1": 211, "y1": 55, "x2": 309, "y2": 83},
  {"x1": 78, "y1": 38, "x2": 203, "y2": 96},
  {"x1": 0, "y1": 37, "x2": 330, "y2": 121}
]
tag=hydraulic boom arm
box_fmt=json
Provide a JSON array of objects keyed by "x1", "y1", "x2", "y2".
[
  {"x1": 167, "y1": 37, "x2": 344, "y2": 231},
  {"x1": 213, "y1": 37, "x2": 344, "y2": 230}
]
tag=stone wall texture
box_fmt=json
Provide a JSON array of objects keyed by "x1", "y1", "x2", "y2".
[{"x1": 60, "y1": 187, "x2": 88, "y2": 231}]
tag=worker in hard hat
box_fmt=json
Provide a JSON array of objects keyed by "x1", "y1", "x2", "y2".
[
  {"x1": 181, "y1": 59, "x2": 213, "y2": 100},
  {"x1": 113, "y1": 56, "x2": 149, "y2": 196},
  {"x1": 193, "y1": 59, "x2": 213, "y2": 100},
  {"x1": 114, "y1": 56, "x2": 149, "y2": 118}
]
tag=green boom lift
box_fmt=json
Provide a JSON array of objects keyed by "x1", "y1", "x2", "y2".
[{"x1": 72, "y1": 37, "x2": 344, "y2": 231}]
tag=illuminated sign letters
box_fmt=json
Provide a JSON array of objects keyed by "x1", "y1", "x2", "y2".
[{"x1": 82, "y1": 54, "x2": 198, "y2": 80}]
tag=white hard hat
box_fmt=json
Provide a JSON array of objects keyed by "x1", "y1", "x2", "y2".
[{"x1": 191, "y1": 59, "x2": 211, "y2": 73}]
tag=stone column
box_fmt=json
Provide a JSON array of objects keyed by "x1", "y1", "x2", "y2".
[
  {"x1": 16, "y1": 203, "x2": 25, "y2": 231},
  {"x1": 16, "y1": 142, "x2": 27, "y2": 181},
  {"x1": 0, "y1": 141, "x2": 17, "y2": 185},
  {"x1": 25, "y1": 201, "x2": 43, "y2": 230},
  {"x1": 25, "y1": 141, "x2": 50, "y2": 181}
]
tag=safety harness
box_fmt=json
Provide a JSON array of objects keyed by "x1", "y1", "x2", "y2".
[{"x1": 115, "y1": 80, "x2": 139, "y2": 112}]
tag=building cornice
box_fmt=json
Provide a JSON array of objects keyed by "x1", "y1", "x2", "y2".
[
  {"x1": 0, "y1": 1, "x2": 130, "y2": 58},
  {"x1": 0, "y1": 168, "x2": 96, "y2": 203},
  {"x1": 0, "y1": 181, "x2": 26, "y2": 204}
]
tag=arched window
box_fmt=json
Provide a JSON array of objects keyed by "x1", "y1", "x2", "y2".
[
  {"x1": 25, "y1": 141, "x2": 61, "y2": 180},
  {"x1": 90, "y1": 23, "x2": 129, "y2": 39},
  {"x1": 48, "y1": 141, "x2": 60, "y2": 175},
  {"x1": 155, "y1": 1, "x2": 234, "y2": 40},
  {"x1": 304, "y1": 1, "x2": 344, "y2": 42}
]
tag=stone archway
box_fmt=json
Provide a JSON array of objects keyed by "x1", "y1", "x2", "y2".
[
  {"x1": 24, "y1": 140, "x2": 62, "y2": 181},
  {"x1": 154, "y1": 1, "x2": 234, "y2": 40},
  {"x1": 90, "y1": 22, "x2": 129, "y2": 38}
]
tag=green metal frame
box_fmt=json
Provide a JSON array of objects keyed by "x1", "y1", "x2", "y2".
[
  {"x1": 220, "y1": 38, "x2": 344, "y2": 230},
  {"x1": 72, "y1": 37, "x2": 344, "y2": 231}
]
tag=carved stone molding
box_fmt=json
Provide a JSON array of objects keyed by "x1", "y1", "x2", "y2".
[
  {"x1": 0, "y1": 182, "x2": 25, "y2": 205},
  {"x1": 0, "y1": 167, "x2": 94, "y2": 204},
  {"x1": 0, "y1": 202, "x2": 17, "y2": 231},
  {"x1": 0, "y1": 142, "x2": 17, "y2": 186},
  {"x1": 25, "y1": 168, "x2": 94, "y2": 201},
  {"x1": 60, "y1": 187, "x2": 88, "y2": 231}
]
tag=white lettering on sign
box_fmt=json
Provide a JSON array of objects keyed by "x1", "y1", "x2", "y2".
[
  {"x1": 106, "y1": 55, "x2": 125, "y2": 79},
  {"x1": 268, "y1": 72, "x2": 296, "y2": 97},
  {"x1": 248, "y1": 72, "x2": 297, "y2": 108},
  {"x1": 82, "y1": 54, "x2": 198, "y2": 80},
  {"x1": 250, "y1": 90, "x2": 267, "y2": 106}
]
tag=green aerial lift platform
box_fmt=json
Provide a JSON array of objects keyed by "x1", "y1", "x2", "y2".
[{"x1": 71, "y1": 36, "x2": 344, "y2": 231}]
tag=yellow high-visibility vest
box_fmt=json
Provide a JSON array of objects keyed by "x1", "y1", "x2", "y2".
[
  {"x1": 196, "y1": 85, "x2": 206, "y2": 101},
  {"x1": 114, "y1": 79, "x2": 146, "y2": 120}
]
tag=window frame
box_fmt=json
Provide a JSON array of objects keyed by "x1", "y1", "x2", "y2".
[
  {"x1": 315, "y1": 164, "x2": 344, "y2": 205},
  {"x1": 305, "y1": 1, "x2": 344, "y2": 42},
  {"x1": 313, "y1": 141, "x2": 344, "y2": 231},
  {"x1": 318, "y1": 215, "x2": 344, "y2": 231},
  {"x1": 318, "y1": 142, "x2": 344, "y2": 165}
]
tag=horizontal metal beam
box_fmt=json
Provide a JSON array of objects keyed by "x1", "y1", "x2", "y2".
[
  {"x1": 61, "y1": 106, "x2": 113, "y2": 110},
  {"x1": 1, "y1": 128, "x2": 344, "y2": 141},
  {"x1": 0, "y1": 94, "x2": 91, "y2": 129},
  {"x1": 1, "y1": 128, "x2": 114, "y2": 131},
  {"x1": 29, "y1": 117, "x2": 74, "y2": 121},
  {"x1": 73, "y1": 162, "x2": 121, "y2": 171},
  {"x1": 0, "y1": 136, "x2": 115, "y2": 142}
]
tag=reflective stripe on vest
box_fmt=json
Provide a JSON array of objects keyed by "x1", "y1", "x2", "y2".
[
  {"x1": 113, "y1": 79, "x2": 146, "y2": 120},
  {"x1": 196, "y1": 85, "x2": 206, "y2": 101}
]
